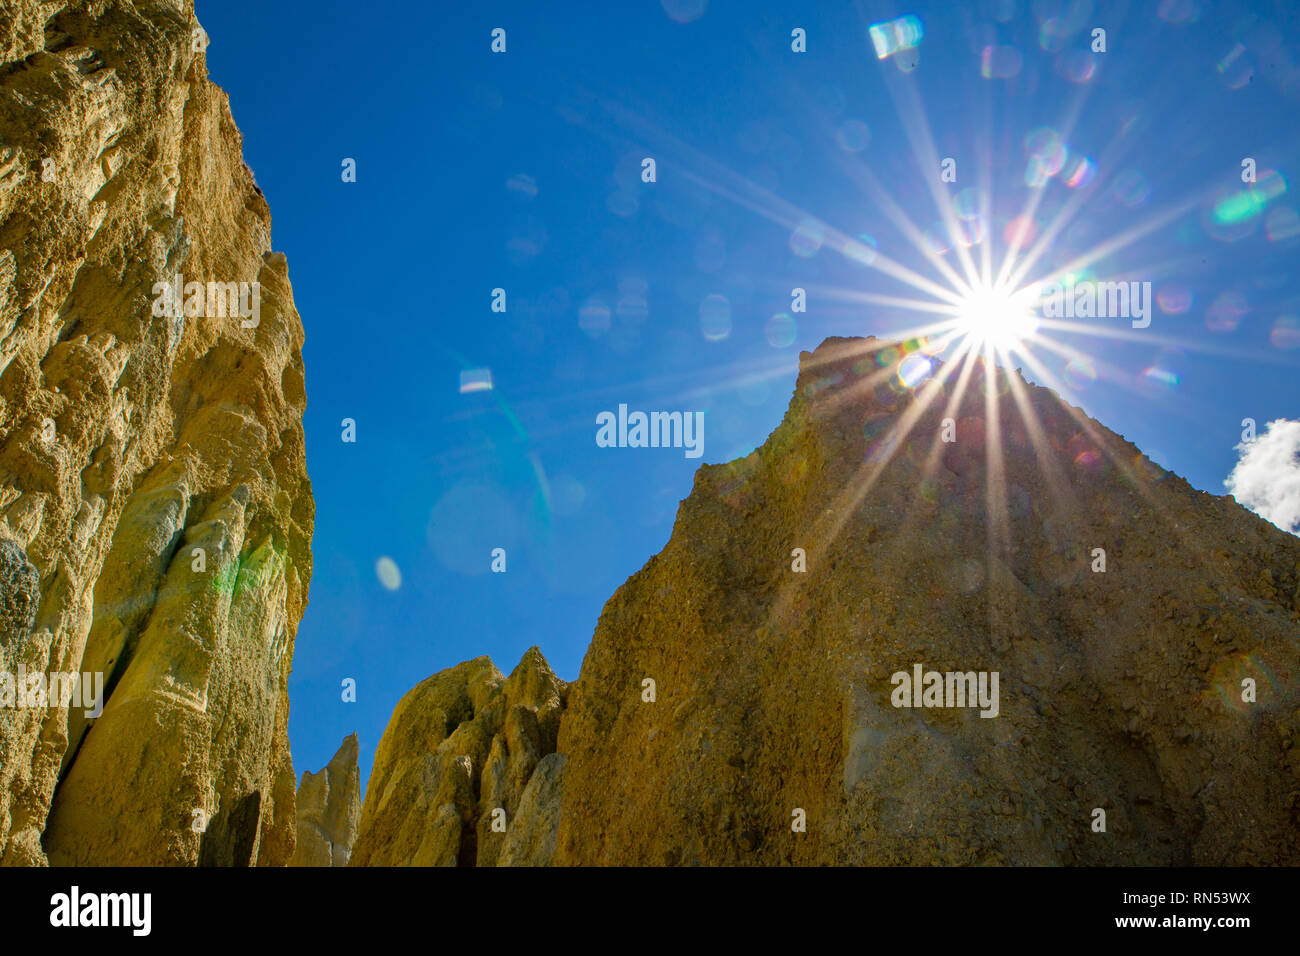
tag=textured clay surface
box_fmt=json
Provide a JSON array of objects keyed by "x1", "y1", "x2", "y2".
[{"x1": 0, "y1": 0, "x2": 312, "y2": 867}]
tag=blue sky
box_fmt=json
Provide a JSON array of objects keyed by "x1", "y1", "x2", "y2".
[{"x1": 195, "y1": 0, "x2": 1300, "y2": 786}]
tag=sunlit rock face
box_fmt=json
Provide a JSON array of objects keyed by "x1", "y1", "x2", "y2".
[
  {"x1": 350, "y1": 648, "x2": 568, "y2": 867},
  {"x1": 0, "y1": 1, "x2": 312, "y2": 866},
  {"x1": 550, "y1": 336, "x2": 1300, "y2": 865}
]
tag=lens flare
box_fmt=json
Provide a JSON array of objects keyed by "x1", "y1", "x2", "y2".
[
  {"x1": 1063, "y1": 358, "x2": 1097, "y2": 389},
  {"x1": 981, "y1": 45, "x2": 1023, "y2": 79},
  {"x1": 898, "y1": 352, "x2": 933, "y2": 387},
  {"x1": 952, "y1": 282, "x2": 1040, "y2": 351},
  {"x1": 836, "y1": 119, "x2": 871, "y2": 151},
  {"x1": 459, "y1": 368, "x2": 493, "y2": 393},
  {"x1": 1201, "y1": 652, "x2": 1277, "y2": 713},
  {"x1": 789, "y1": 219, "x2": 825, "y2": 257},
  {"x1": 869, "y1": 15, "x2": 924, "y2": 60},
  {"x1": 765, "y1": 312, "x2": 797, "y2": 347},
  {"x1": 375, "y1": 557, "x2": 401, "y2": 591},
  {"x1": 1205, "y1": 291, "x2": 1249, "y2": 332},
  {"x1": 1062, "y1": 155, "x2": 1096, "y2": 188},
  {"x1": 1266, "y1": 206, "x2": 1300, "y2": 241},
  {"x1": 1156, "y1": 283, "x2": 1193, "y2": 314},
  {"x1": 699, "y1": 293, "x2": 732, "y2": 341},
  {"x1": 1270, "y1": 316, "x2": 1300, "y2": 348}
]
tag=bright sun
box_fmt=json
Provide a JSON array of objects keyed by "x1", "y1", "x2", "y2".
[{"x1": 954, "y1": 282, "x2": 1041, "y2": 352}]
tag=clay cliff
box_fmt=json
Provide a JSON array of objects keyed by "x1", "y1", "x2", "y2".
[
  {"x1": 0, "y1": 1, "x2": 312, "y2": 865},
  {"x1": 350, "y1": 648, "x2": 568, "y2": 867},
  {"x1": 10, "y1": 3, "x2": 1291, "y2": 870},
  {"x1": 290, "y1": 733, "x2": 361, "y2": 867},
  {"x1": 360, "y1": 336, "x2": 1300, "y2": 866}
]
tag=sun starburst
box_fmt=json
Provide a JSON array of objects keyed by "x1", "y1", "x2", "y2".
[{"x1": 949, "y1": 281, "x2": 1042, "y2": 354}]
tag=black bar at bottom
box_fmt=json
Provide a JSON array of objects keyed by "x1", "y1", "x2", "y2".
[{"x1": 0, "y1": 864, "x2": 1292, "y2": 942}]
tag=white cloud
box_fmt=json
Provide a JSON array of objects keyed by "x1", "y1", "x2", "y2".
[{"x1": 1225, "y1": 418, "x2": 1300, "y2": 535}]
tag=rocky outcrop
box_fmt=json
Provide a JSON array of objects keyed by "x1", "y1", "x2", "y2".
[
  {"x1": 364, "y1": 336, "x2": 1300, "y2": 866},
  {"x1": 551, "y1": 336, "x2": 1300, "y2": 865},
  {"x1": 0, "y1": 1, "x2": 312, "y2": 865},
  {"x1": 350, "y1": 648, "x2": 567, "y2": 867},
  {"x1": 290, "y1": 734, "x2": 361, "y2": 867},
  {"x1": 498, "y1": 751, "x2": 565, "y2": 867}
]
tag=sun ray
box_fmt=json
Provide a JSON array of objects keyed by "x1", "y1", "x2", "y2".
[
  {"x1": 999, "y1": 359, "x2": 1088, "y2": 530},
  {"x1": 994, "y1": 77, "x2": 1120, "y2": 290},
  {"x1": 981, "y1": 346, "x2": 1017, "y2": 641},
  {"x1": 1007, "y1": 191, "x2": 1203, "y2": 293},
  {"x1": 870, "y1": 48, "x2": 984, "y2": 290},
  {"x1": 808, "y1": 288, "x2": 973, "y2": 318},
  {"x1": 1035, "y1": 319, "x2": 1299, "y2": 366},
  {"x1": 828, "y1": 156, "x2": 977, "y2": 295},
  {"x1": 586, "y1": 90, "x2": 979, "y2": 308},
  {"x1": 1004, "y1": 344, "x2": 1252, "y2": 579}
]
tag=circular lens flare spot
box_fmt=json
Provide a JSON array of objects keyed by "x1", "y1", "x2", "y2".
[
  {"x1": 835, "y1": 119, "x2": 871, "y2": 152},
  {"x1": 789, "y1": 220, "x2": 825, "y2": 257},
  {"x1": 765, "y1": 312, "x2": 797, "y2": 347},
  {"x1": 699, "y1": 294, "x2": 732, "y2": 341},
  {"x1": 1205, "y1": 291, "x2": 1249, "y2": 332},
  {"x1": 1156, "y1": 283, "x2": 1193, "y2": 314},
  {"x1": 1270, "y1": 315, "x2": 1300, "y2": 348},
  {"x1": 1003, "y1": 214, "x2": 1038, "y2": 247},
  {"x1": 898, "y1": 353, "x2": 932, "y2": 388}
]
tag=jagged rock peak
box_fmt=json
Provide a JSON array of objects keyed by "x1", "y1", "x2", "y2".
[
  {"x1": 290, "y1": 734, "x2": 361, "y2": 867},
  {"x1": 350, "y1": 647, "x2": 568, "y2": 867}
]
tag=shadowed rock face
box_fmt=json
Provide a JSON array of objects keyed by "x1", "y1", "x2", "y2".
[
  {"x1": 551, "y1": 336, "x2": 1300, "y2": 865},
  {"x1": 291, "y1": 734, "x2": 361, "y2": 867},
  {"x1": 350, "y1": 648, "x2": 568, "y2": 867},
  {"x1": 363, "y1": 336, "x2": 1298, "y2": 867},
  {"x1": 0, "y1": 2, "x2": 312, "y2": 865}
]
